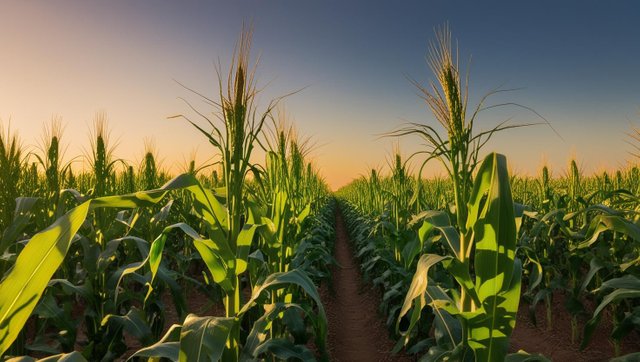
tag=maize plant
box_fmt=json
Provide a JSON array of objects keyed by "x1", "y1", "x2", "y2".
[{"x1": 397, "y1": 153, "x2": 522, "y2": 361}]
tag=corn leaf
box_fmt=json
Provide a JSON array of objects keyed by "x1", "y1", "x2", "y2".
[
  {"x1": 128, "y1": 324, "x2": 181, "y2": 361},
  {"x1": 179, "y1": 315, "x2": 236, "y2": 362},
  {"x1": 467, "y1": 153, "x2": 520, "y2": 362},
  {"x1": 0, "y1": 201, "x2": 91, "y2": 355}
]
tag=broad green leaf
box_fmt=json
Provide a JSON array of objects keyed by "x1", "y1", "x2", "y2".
[
  {"x1": 410, "y1": 210, "x2": 451, "y2": 229},
  {"x1": 470, "y1": 259, "x2": 522, "y2": 361},
  {"x1": 611, "y1": 307, "x2": 640, "y2": 341},
  {"x1": 513, "y1": 203, "x2": 529, "y2": 234},
  {"x1": 597, "y1": 274, "x2": 640, "y2": 292},
  {"x1": 580, "y1": 257, "x2": 605, "y2": 293},
  {"x1": 179, "y1": 315, "x2": 236, "y2": 362},
  {"x1": 148, "y1": 222, "x2": 234, "y2": 292},
  {"x1": 472, "y1": 153, "x2": 517, "y2": 303},
  {"x1": 620, "y1": 255, "x2": 640, "y2": 271},
  {"x1": 241, "y1": 303, "x2": 308, "y2": 361},
  {"x1": 48, "y1": 279, "x2": 91, "y2": 300},
  {"x1": 297, "y1": 203, "x2": 311, "y2": 225},
  {"x1": 128, "y1": 324, "x2": 181, "y2": 361},
  {"x1": 437, "y1": 226, "x2": 461, "y2": 259},
  {"x1": 414, "y1": 211, "x2": 461, "y2": 258},
  {"x1": 574, "y1": 214, "x2": 640, "y2": 249},
  {"x1": 467, "y1": 153, "x2": 520, "y2": 362},
  {"x1": 442, "y1": 258, "x2": 481, "y2": 307},
  {"x1": 0, "y1": 201, "x2": 91, "y2": 355},
  {"x1": 396, "y1": 254, "x2": 453, "y2": 343},
  {"x1": 518, "y1": 247, "x2": 543, "y2": 293},
  {"x1": 582, "y1": 283, "x2": 640, "y2": 349},
  {"x1": 192, "y1": 239, "x2": 233, "y2": 293},
  {"x1": 236, "y1": 223, "x2": 260, "y2": 275},
  {"x1": 238, "y1": 269, "x2": 327, "y2": 355},
  {"x1": 432, "y1": 307, "x2": 462, "y2": 349}
]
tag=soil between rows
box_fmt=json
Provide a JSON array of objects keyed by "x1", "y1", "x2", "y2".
[{"x1": 321, "y1": 210, "x2": 413, "y2": 362}]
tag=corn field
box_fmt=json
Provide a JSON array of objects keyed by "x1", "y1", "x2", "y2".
[{"x1": 1, "y1": 25, "x2": 640, "y2": 362}]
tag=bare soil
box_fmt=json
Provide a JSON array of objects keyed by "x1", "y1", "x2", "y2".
[
  {"x1": 510, "y1": 291, "x2": 640, "y2": 361},
  {"x1": 321, "y1": 210, "x2": 413, "y2": 362}
]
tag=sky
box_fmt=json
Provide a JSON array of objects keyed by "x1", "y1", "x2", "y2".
[{"x1": 1, "y1": 1, "x2": 640, "y2": 190}]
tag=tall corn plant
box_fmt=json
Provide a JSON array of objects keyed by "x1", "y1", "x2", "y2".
[
  {"x1": 33, "y1": 118, "x2": 73, "y2": 222},
  {"x1": 173, "y1": 25, "x2": 268, "y2": 336},
  {"x1": 0, "y1": 121, "x2": 24, "y2": 233},
  {"x1": 86, "y1": 114, "x2": 119, "y2": 198},
  {"x1": 168, "y1": 28, "x2": 326, "y2": 361},
  {"x1": 259, "y1": 119, "x2": 314, "y2": 274},
  {"x1": 0, "y1": 121, "x2": 27, "y2": 283},
  {"x1": 393, "y1": 26, "x2": 524, "y2": 361},
  {"x1": 139, "y1": 139, "x2": 161, "y2": 191},
  {"x1": 388, "y1": 148, "x2": 413, "y2": 232},
  {"x1": 399, "y1": 153, "x2": 521, "y2": 360}
]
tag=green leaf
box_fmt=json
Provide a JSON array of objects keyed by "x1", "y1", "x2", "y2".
[
  {"x1": 239, "y1": 269, "x2": 327, "y2": 356},
  {"x1": 442, "y1": 258, "x2": 481, "y2": 307},
  {"x1": 297, "y1": 203, "x2": 311, "y2": 225},
  {"x1": 598, "y1": 274, "x2": 640, "y2": 291},
  {"x1": 179, "y1": 315, "x2": 236, "y2": 362},
  {"x1": 253, "y1": 339, "x2": 315, "y2": 361},
  {"x1": 148, "y1": 222, "x2": 234, "y2": 293},
  {"x1": 0, "y1": 201, "x2": 91, "y2": 355},
  {"x1": 45, "y1": 353, "x2": 87, "y2": 362},
  {"x1": 0, "y1": 197, "x2": 39, "y2": 255},
  {"x1": 472, "y1": 153, "x2": 517, "y2": 304},
  {"x1": 236, "y1": 224, "x2": 260, "y2": 275},
  {"x1": 412, "y1": 211, "x2": 460, "y2": 258},
  {"x1": 580, "y1": 257, "x2": 605, "y2": 293},
  {"x1": 241, "y1": 303, "x2": 309, "y2": 361},
  {"x1": 128, "y1": 324, "x2": 181, "y2": 361},
  {"x1": 520, "y1": 247, "x2": 543, "y2": 293},
  {"x1": 467, "y1": 153, "x2": 520, "y2": 362},
  {"x1": 611, "y1": 307, "x2": 640, "y2": 341},
  {"x1": 396, "y1": 253, "x2": 455, "y2": 344},
  {"x1": 101, "y1": 307, "x2": 153, "y2": 345},
  {"x1": 574, "y1": 214, "x2": 640, "y2": 250},
  {"x1": 582, "y1": 284, "x2": 640, "y2": 349},
  {"x1": 620, "y1": 255, "x2": 640, "y2": 271},
  {"x1": 24, "y1": 351, "x2": 89, "y2": 362}
]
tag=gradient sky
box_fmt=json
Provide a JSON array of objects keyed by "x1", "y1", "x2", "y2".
[{"x1": 2, "y1": 1, "x2": 640, "y2": 190}]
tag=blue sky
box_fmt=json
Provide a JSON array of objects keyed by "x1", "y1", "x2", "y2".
[{"x1": 2, "y1": 1, "x2": 639, "y2": 188}]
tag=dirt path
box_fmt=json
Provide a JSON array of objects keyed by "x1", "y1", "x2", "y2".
[{"x1": 322, "y1": 209, "x2": 413, "y2": 362}]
